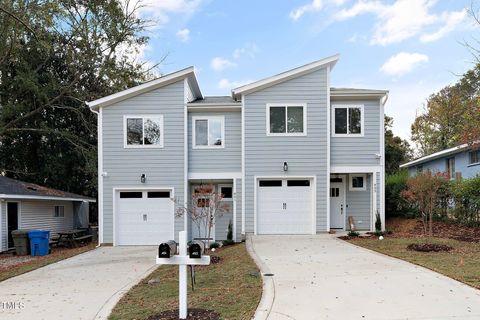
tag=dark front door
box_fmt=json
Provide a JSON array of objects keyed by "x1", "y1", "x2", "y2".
[{"x1": 7, "y1": 202, "x2": 19, "y2": 248}]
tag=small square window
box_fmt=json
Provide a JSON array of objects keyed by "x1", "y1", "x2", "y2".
[
  {"x1": 349, "y1": 174, "x2": 366, "y2": 191},
  {"x1": 220, "y1": 186, "x2": 233, "y2": 199},
  {"x1": 54, "y1": 206, "x2": 65, "y2": 217},
  {"x1": 193, "y1": 117, "x2": 225, "y2": 148},
  {"x1": 469, "y1": 150, "x2": 480, "y2": 165}
]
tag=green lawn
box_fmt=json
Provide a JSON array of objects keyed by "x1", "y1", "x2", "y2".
[
  {"x1": 347, "y1": 237, "x2": 480, "y2": 289},
  {"x1": 0, "y1": 243, "x2": 96, "y2": 282},
  {"x1": 109, "y1": 243, "x2": 262, "y2": 320}
]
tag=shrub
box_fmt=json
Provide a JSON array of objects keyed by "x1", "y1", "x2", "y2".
[
  {"x1": 227, "y1": 220, "x2": 233, "y2": 241},
  {"x1": 450, "y1": 175, "x2": 480, "y2": 227},
  {"x1": 209, "y1": 242, "x2": 220, "y2": 249},
  {"x1": 347, "y1": 230, "x2": 360, "y2": 237},
  {"x1": 223, "y1": 239, "x2": 235, "y2": 246},
  {"x1": 385, "y1": 170, "x2": 415, "y2": 217},
  {"x1": 375, "y1": 211, "x2": 382, "y2": 231}
]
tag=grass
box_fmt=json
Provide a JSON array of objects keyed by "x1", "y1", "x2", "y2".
[
  {"x1": 0, "y1": 243, "x2": 96, "y2": 282},
  {"x1": 348, "y1": 237, "x2": 480, "y2": 289},
  {"x1": 109, "y1": 243, "x2": 262, "y2": 320}
]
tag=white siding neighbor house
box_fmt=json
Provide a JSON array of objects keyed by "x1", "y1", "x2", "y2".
[
  {"x1": 88, "y1": 54, "x2": 388, "y2": 245},
  {"x1": 0, "y1": 176, "x2": 95, "y2": 252}
]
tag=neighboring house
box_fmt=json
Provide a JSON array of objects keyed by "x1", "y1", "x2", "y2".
[
  {"x1": 87, "y1": 54, "x2": 388, "y2": 246},
  {"x1": 400, "y1": 143, "x2": 480, "y2": 179},
  {"x1": 0, "y1": 176, "x2": 95, "y2": 252}
]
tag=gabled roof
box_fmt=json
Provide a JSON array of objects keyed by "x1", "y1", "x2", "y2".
[
  {"x1": 331, "y1": 87, "x2": 389, "y2": 98},
  {"x1": 400, "y1": 143, "x2": 470, "y2": 168},
  {"x1": 87, "y1": 67, "x2": 202, "y2": 110},
  {"x1": 0, "y1": 176, "x2": 95, "y2": 202},
  {"x1": 231, "y1": 54, "x2": 340, "y2": 99}
]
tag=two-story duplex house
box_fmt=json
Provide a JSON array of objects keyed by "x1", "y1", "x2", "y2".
[
  {"x1": 400, "y1": 143, "x2": 480, "y2": 179},
  {"x1": 87, "y1": 54, "x2": 388, "y2": 245}
]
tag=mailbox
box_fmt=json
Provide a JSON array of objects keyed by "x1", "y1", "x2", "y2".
[
  {"x1": 188, "y1": 241, "x2": 204, "y2": 259},
  {"x1": 158, "y1": 240, "x2": 177, "y2": 258}
]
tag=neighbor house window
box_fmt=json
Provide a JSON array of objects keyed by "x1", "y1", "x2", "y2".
[
  {"x1": 332, "y1": 105, "x2": 364, "y2": 136},
  {"x1": 469, "y1": 150, "x2": 480, "y2": 165},
  {"x1": 124, "y1": 115, "x2": 163, "y2": 148},
  {"x1": 416, "y1": 165, "x2": 423, "y2": 174},
  {"x1": 446, "y1": 157, "x2": 455, "y2": 179},
  {"x1": 54, "y1": 206, "x2": 65, "y2": 217},
  {"x1": 267, "y1": 104, "x2": 306, "y2": 136},
  {"x1": 193, "y1": 116, "x2": 225, "y2": 148},
  {"x1": 349, "y1": 174, "x2": 366, "y2": 191}
]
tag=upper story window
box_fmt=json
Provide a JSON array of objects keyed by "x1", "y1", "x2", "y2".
[
  {"x1": 446, "y1": 157, "x2": 455, "y2": 179},
  {"x1": 124, "y1": 115, "x2": 164, "y2": 148},
  {"x1": 266, "y1": 104, "x2": 306, "y2": 136},
  {"x1": 193, "y1": 116, "x2": 224, "y2": 148},
  {"x1": 54, "y1": 206, "x2": 65, "y2": 217},
  {"x1": 469, "y1": 150, "x2": 480, "y2": 165},
  {"x1": 332, "y1": 105, "x2": 364, "y2": 137}
]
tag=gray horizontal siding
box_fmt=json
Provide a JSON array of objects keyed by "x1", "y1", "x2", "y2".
[
  {"x1": 101, "y1": 80, "x2": 185, "y2": 243},
  {"x1": 346, "y1": 174, "x2": 371, "y2": 231},
  {"x1": 188, "y1": 111, "x2": 241, "y2": 173},
  {"x1": 1, "y1": 201, "x2": 6, "y2": 251},
  {"x1": 235, "y1": 178, "x2": 242, "y2": 241},
  {"x1": 331, "y1": 100, "x2": 381, "y2": 166},
  {"x1": 19, "y1": 200, "x2": 74, "y2": 235},
  {"x1": 244, "y1": 68, "x2": 329, "y2": 233},
  {"x1": 215, "y1": 201, "x2": 233, "y2": 241}
]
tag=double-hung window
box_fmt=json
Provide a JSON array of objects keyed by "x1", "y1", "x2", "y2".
[
  {"x1": 193, "y1": 116, "x2": 225, "y2": 148},
  {"x1": 332, "y1": 105, "x2": 364, "y2": 136},
  {"x1": 446, "y1": 157, "x2": 455, "y2": 179},
  {"x1": 124, "y1": 115, "x2": 164, "y2": 148},
  {"x1": 267, "y1": 104, "x2": 306, "y2": 136},
  {"x1": 469, "y1": 150, "x2": 480, "y2": 165}
]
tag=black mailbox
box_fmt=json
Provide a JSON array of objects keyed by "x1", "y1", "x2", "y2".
[
  {"x1": 158, "y1": 240, "x2": 177, "y2": 258},
  {"x1": 188, "y1": 242, "x2": 203, "y2": 259}
]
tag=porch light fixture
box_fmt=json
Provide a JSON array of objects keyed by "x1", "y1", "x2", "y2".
[
  {"x1": 283, "y1": 162, "x2": 288, "y2": 172},
  {"x1": 141, "y1": 174, "x2": 146, "y2": 183}
]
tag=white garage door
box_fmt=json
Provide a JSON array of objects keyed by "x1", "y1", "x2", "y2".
[
  {"x1": 116, "y1": 190, "x2": 173, "y2": 245},
  {"x1": 257, "y1": 179, "x2": 313, "y2": 234}
]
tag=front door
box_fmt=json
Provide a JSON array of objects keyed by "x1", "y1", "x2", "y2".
[
  {"x1": 191, "y1": 185, "x2": 215, "y2": 242},
  {"x1": 330, "y1": 179, "x2": 345, "y2": 229},
  {"x1": 7, "y1": 202, "x2": 19, "y2": 248}
]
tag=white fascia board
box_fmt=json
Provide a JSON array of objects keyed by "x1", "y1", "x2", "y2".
[
  {"x1": 0, "y1": 194, "x2": 96, "y2": 202},
  {"x1": 87, "y1": 67, "x2": 201, "y2": 110},
  {"x1": 330, "y1": 166, "x2": 382, "y2": 173},
  {"x1": 232, "y1": 54, "x2": 340, "y2": 98},
  {"x1": 188, "y1": 172, "x2": 242, "y2": 180},
  {"x1": 400, "y1": 144, "x2": 470, "y2": 168},
  {"x1": 330, "y1": 89, "x2": 389, "y2": 99}
]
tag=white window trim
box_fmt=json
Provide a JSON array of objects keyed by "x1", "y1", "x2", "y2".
[
  {"x1": 266, "y1": 103, "x2": 307, "y2": 136},
  {"x1": 54, "y1": 205, "x2": 65, "y2": 218},
  {"x1": 331, "y1": 105, "x2": 365, "y2": 137},
  {"x1": 349, "y1": 174, "x2": 366, "y2": 191},
  {"x1": 219, "y1": 184, "x2": 233, "y2": 201},
  {"x1": 192, "y1": 116, "x2": 225, "y2": 149},
  {"x1": 123, "y1": 115, "x2": 164, "y2": 149}
]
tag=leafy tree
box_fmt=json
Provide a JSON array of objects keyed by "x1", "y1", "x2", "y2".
[
  {"x1": 0, "y1": 0, "x2": 159, "y2": 198},
  {"x1": 385, "y1": 115, "x2": 411, "y2": 174}
]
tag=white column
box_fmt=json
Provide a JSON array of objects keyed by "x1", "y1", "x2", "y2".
[{"x1": 178, "y1": 231, "x2": 187, "y2": 319}]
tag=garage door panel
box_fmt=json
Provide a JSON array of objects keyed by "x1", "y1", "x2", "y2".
[
  {"x1": 257, "y1": 179, "x2": 313, "y2": 235},
  {"x1": 116, "y1": 190, "x2": 173, "y2": 246}
]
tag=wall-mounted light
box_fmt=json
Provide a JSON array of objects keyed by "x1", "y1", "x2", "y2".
[
  {"x1": 141, "y1": 174, "x2": 146, "y2": 183},
  {"x1": 101, "y1": 172, "x2": 108, "y2": 177},
  {"x1": 283, "y1": 162, "x2": 288, "y2": 172}
]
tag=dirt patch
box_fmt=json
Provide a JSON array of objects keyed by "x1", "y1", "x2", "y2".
[
  {"x1": 407, "y1": 243, "x2": 454, "y2": 252},
  {"x1": 386, "y1": 217, "x2": 480, "y2": 243},
  {"x1": 147, "y1": 309, "x2": 220, "y2": 320}
]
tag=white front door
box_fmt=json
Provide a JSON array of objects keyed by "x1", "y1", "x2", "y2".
[
  {"x1": 116, "y1": 190, "x2": 173, "y2": 245},
  {"x1": 330, "y1": 178, "x2": 345, "y2": 229},
  {"x1": 257, "y1": 179, "x2": 313, "y2": 234}
]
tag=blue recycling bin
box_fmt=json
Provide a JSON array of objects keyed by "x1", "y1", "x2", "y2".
[{"x1": 28, "y1": 230, "x2": 50, "y2": 256}]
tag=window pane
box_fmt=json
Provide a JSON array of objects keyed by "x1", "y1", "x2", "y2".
[
  {"x1": 334, "y1": 108, "x2": 347, "y2": 134},
  {"x1": 144, "y1": 117, "x2": 162, "y2": 145},
  {"x1": 209, "y1": 118, "x2": 223, "y2": 146},
  {"x1": 220, "y1": 187, "x2": 233, "y2": 198},
  {"x1": 349, "y1": 108, "x2": 362, "y2": 134},
  {"x1": 352, "y1": 176, "x2": 364, "y2": 188},
  {"x1": 127, "y1": 118, "x2": 143, "y2": 145},
  {"x1": 259, "y1": 180, "x2": 282, "y2": 187},
  {"x1": 147, "y1": 191, "x2": 170, "y2": 198},
  {"x1": 287, "y1": 180, "x2": 310, "y2": 187},
  {"x1": 195, "y1": 120, "x2": 208, "y2": 146},
  {"x1": 120, "y1": 192, "x2": 143, "y2": 198},
  {"x1": 270, "y1": 107, "x2": 286, "y2": 133},
  {"x1": 470, "y1": 151, "x2": 479, "y2": 164},
  {"x1": 287, "y1": 107, "x2": 304, "y2": 133}
]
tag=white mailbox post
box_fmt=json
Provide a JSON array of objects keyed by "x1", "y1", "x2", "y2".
[{"x1": 156, "y1": 231, "x2": 210, "y2": 319}]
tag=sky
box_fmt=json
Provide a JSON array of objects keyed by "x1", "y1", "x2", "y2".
[{"x1": 133, "y1": 0, "x2": 477, "y2": 143}]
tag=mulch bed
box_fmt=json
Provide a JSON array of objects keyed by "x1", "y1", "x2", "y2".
[
  {"x1": 386, "y1": 217, "x2": 480, "y2": 243},
  {"x1": 407, "y1": 243, "x2": 454, "y2": 252},
  {"x1": 147, "y1": 309, "x2": 220, "y2": 320}
]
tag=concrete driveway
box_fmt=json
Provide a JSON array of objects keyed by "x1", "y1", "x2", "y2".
[
  {"x1": 249, "y1": 235, "x2": 480, "y2": 320},
  {"x1": 0, "y1": 246, "x2": 157, "y2": 320}
]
